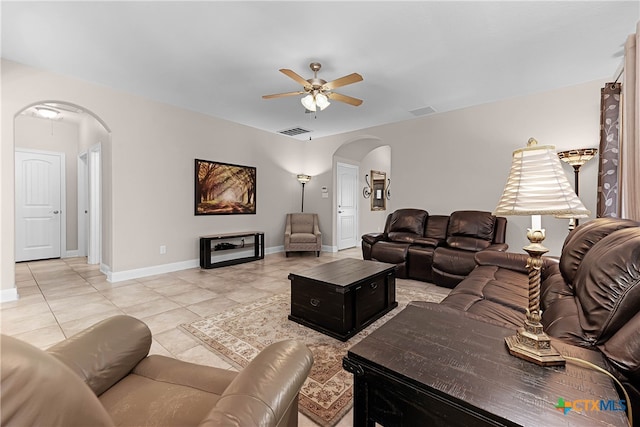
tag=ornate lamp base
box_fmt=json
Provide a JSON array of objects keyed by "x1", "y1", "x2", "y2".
[
  {"x1": 505, "y1": 326, "x2": 565, "y2": 367},
  {"x1": 505, "y1": 228, "x2": 566, "y2": 367}
]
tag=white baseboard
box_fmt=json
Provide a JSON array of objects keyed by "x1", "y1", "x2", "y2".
[
  {"x1": 267, "y1": 245, "x2": 284, "y2": 255},
  {"x1": 1, "y1": 287, "x2": 19, "y2": 303},
  {"x1": 107, "y1": 259, "x2": 199, "y2": 283},
  {"x1": 103, "y1": 244, "x2": 338, "y2": 283},
  {"x1": 64, "y1": 250, "x2": 80, "y2": 258}
]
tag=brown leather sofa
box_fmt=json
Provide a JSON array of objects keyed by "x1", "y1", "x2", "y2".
[
  {"x1": 362, "y1": 208, "x2": 508, "y2": 287},
  {"x1": 1, "y1": 315, "x2": 314, "y2": 427},
  {"x1": 436, "y1": 217, "x2": 640, "y2": 421}
]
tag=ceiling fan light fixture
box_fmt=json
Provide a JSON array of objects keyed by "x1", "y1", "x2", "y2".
[
  {"x1": 316, "y1": 92, "x2": 330, "y2": 110},
  {"x1": 34, "y1": 106, "x2": 60, "y2": 119},
  {"x1": 301, "y1": 94, "x2": 316, "y2": 111}
]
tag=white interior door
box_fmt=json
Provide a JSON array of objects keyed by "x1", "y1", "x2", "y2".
[
  {"x1": 337, "y1": 162, "x2": 358, "y2": 250},
  {"x1": 77, "y1": 152, "x2": 89, "y2": 257},
  {"x1": 15, "y1": 149, "x2": 64, "y2": 262}
]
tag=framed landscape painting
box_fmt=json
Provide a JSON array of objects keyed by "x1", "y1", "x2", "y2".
[{"x1": 195, "y1": 159, "x2": 256, "y2": 215}]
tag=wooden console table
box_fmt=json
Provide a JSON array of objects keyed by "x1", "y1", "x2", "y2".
[
  {"x1": 199, "y1": 231, "x2": 264, "y2": 269},
  {"x1": 343, "y1": 302, "x2": 628, "y2": 426}
]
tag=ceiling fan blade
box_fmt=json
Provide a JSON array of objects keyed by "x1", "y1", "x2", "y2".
[
  {"x1": 279, "y1": 69, "x2": 311, "y2": 88},
  {"x1": 262, "y1": 91, "x2": 305, "y2": 99},
  {"x1": 327, "y1": 92, "x2": 363, "y2": 106},
  {"x1": 322, "y1": 73, "x2": 363, "y2": 90}
]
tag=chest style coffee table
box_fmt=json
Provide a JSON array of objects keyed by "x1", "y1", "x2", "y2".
[
  {"x1": 288, "y1": 258, "x2": 397, "y2": 341},
  {"x1": 343, "y1": 302, "x2": 628, "y2": 427}
]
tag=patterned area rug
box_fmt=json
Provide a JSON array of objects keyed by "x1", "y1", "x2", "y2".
[{"x1": 181, "y1": 285, "x2": 449, "y2": 426}]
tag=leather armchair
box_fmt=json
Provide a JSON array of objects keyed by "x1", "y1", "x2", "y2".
[
  {"x1": 284, "y1": 213, "x2": 322, "y2": 257},
  {"x1": 1, "y1": 315, "x2": 314, "y2": 427}
]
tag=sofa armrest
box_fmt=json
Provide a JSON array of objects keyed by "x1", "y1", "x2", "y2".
[
  {"x1": 199, "y1": 339, "x2": 313, "y2": 427},
  {"x1": 474, "y1": 251, "x2": 559, "y2": 275},
  {"x1": 362, "y1": 232, "x2": 385, "y2": 246},
  {"x1": 284, "y1": 218, "x2": 292, "y2": 245},
  {"x1": 474, "y1": 251, "x2": 531, "y2": 274},
  {"x1": 484, "y1": 243, "x2": 509, "y2": 252},
  {"x1": 47, "y1": 315, "x2": 152, "y2": 396}
]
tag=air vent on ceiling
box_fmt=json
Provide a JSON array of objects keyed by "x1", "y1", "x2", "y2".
[
  {"x1": 409, "y1": 106, "x2": 437, "y2": 117},
  {"x1": 278, "y1": 127, "x2": 311, "y2": 136}
]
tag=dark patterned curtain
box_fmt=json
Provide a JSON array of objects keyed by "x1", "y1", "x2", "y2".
[{"x1": 597, "y1": 83, "x2": 621, "y2": 217}]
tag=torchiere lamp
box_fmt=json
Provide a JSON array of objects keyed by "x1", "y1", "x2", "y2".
[
  {"x1": 297, "y1": 174, "x2": 311, "y2": 212},
  {"x1": 494, "y1": 138, "x2": 590, "y2": 366},
  {"x1": 557, "y1": 148, "x2": 597, "y2": 230}
]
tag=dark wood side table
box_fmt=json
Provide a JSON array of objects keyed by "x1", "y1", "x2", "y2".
[{"x1": 343, "y1": 302, "x2": 628, "y2": 427}]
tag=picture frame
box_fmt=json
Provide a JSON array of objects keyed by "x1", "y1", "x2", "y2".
[{"x1": 195, "y1": 159, "x2": 256, "y2": 215}]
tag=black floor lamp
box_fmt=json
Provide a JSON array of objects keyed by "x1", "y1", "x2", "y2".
[{"x1": 297, "y1": 174, "x2": 311, "y2": 212}]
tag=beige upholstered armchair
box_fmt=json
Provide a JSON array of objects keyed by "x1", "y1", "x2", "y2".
[
  {"x1": 1, "y1": 315, "x2": 313, "y2": 427},
  {"x1": 284, "y1": 213, "x2": 322, "y2": 257}
]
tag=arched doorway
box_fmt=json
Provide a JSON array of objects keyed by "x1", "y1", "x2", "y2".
[
  {"x1": 14, "y1": 101, "x2": 110, "y2": 265},
  {"x1": 332, "y1": 136, "x2": 391, "y2": 250}
]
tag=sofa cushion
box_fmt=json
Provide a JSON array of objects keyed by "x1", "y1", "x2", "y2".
[
  {"x1": 387, "y1": 209, "x2": 428, "y2": 236},
  {"x1": 446, "y1": 211, "x2": 496, "y2": 251},
  {"x1": 440, "y1": 264, "x2": 528, "y2": 328},
  {"x1": 99, "y1": 356, "x2": 231, "y2": 427},
  {"x1": 425, "y1": 215, "x2": 449, "y2": 240},
  {"x1": 599, "y1": 309, "x2": 640, "y2": 383},
  {"x1": 290, "y1": 214, "x2": 315, "y2": 234},
  {"x1": 559, "y1": 217, "x2": 639, "y2": 287},
  {"x1": 574, "y1": 227, "x2": 640, "y2": 344},
  {"x1": 290, "y1": 233, "x2": 318, "y2": 244}
]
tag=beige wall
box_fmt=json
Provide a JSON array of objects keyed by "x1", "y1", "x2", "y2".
[
  {"x1": 310, "y1": 79, "x2": 604, "y2": 255},
  {"x1": 1, "y1": 58, "x2": 606, "y2": 297},
  {"x1": 1, "y1": 59, "x2": 305, "y2": 292},
  {"x1": 360, "y1": 146, "x2": 392, "y2": 234}
]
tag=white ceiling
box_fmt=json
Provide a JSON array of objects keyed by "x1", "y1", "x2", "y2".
[{"x1": 2, "y1": 1, "x2": 638, "y2": 140}]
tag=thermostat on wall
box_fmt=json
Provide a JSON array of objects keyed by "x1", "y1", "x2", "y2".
[{"x1": 321, "y1": 186, "x2": 328, "y2": 198}]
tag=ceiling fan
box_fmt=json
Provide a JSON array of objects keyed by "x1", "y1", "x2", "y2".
[{"x1": 262, "y1": 62, "x2": 363, "y2": 111}]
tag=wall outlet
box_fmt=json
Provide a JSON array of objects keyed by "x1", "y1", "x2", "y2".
[{"x1": 160, "y1": 245, "x2": 167, "y2": 254}]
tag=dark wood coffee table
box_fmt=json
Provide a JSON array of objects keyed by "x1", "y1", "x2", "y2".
[
  {"x1": 343, "y1": 302, "x2": 628, "y2": 426},
  {"x1": 288, "y1": 258, "x2": 397, "y2": 341}
]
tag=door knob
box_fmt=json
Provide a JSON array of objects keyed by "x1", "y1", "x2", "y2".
[
  {"x1": 53, "y1": 210, "x2": 59, "y2": 214},
  {"x1": 338, "y1": 210, "x2": 343, "y2": 213}
]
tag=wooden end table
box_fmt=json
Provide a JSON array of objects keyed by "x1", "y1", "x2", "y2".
[{"x1": 343, "y1": 302, "x2": 629, "y2": 426}]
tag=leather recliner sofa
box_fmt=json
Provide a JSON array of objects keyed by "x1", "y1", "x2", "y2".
[
  {"x1": 1, "y1": 315, "x2": 313, "y2": 427},
  {"x1": 362, "y1": 208, "x2": 508, "y2": 287},
  {"x1": 434, "y1": 217, "x2": 640, "y2": 421}
]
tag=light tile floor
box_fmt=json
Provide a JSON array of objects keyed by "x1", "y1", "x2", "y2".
[{"x1": 1, "y1": 248, "x2": 448, "y2": 426}]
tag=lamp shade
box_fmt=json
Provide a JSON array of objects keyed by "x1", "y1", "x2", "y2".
[
  {"x1": 557, "y1": 148, "x2": 598, "y2": 167},
  {"x1": 494, "y1": 138, "x2": 590, "y2": 217},
  {"x1": 315, "y1": 93, "x2": 330, "y2": 110},
  {"x1": 301, "y1": 94, "x2": 316, "y2": 111}
]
